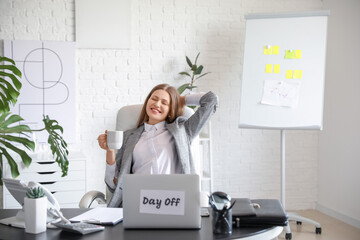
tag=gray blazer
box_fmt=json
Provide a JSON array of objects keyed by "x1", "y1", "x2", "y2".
[{"x1": 107, "y1": 91, "x2": 218, "y2": 207}]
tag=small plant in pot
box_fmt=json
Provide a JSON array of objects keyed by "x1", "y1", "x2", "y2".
[
  {"x1": 24, "y1": 186, "x2": 47, "y2": 234},
  {"x1": 177, "y1": 52, "x2": 211, "y2": 95}
]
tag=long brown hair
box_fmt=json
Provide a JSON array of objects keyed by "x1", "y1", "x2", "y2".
[{"x1": 137, "y1": 84, "x2": 184, "y2": 127}]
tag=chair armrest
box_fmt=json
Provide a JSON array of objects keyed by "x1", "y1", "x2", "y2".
[{"x1": 79, "y1": 190, "x2": 106, "y2": 208}]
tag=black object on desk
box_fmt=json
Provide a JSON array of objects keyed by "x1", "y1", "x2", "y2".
[
  {"x1": 0, "y1": 208, "x2": 282, "y2": 240},
  {"x1": 232, "y1": 198, "x2": 288, "y2": 228}
]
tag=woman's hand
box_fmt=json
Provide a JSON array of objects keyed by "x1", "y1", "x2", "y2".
[
  {"x1": 97, "y1": 130, "x2": 110, "y2": 151},
  {"x1": 180, "y1": 95, "x2": 186, "y2": 108},
  {"x1": 98, "y1": 130, "x2": 116, "y2": 165}
]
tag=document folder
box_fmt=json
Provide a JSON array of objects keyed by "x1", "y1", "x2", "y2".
[{"x1": 70, "y1": 208, "x2": 123, "y2": 225}]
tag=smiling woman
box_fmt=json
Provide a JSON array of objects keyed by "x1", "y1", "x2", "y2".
[{"x1": 97, "y1": 83, "x2": 218, "y2": 207}]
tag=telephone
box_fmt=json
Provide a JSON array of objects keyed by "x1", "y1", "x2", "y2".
[{"x1": 0, "y1": 178, "x2": 70, "y2": 228}]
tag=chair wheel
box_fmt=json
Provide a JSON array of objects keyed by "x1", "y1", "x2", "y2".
[
  {"x1": 316, "y1": 227, "x2": 322, "y2": 234},
  {"x1": 296, "y1": 221, "x2": 302, "y2": 225},
  {"x1": 285, "y1": 232, "x2": 292, "y2": 239}
]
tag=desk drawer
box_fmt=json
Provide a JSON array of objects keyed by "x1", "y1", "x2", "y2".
[
  {"x1": 3, "y1": 160, "x2": 85, "y2": 173},
  {"x1": 38, "y1": 180, "x2": 86, "y2": 192},
  {"x1": 3, "y1": 170, "x2": 85, "y2": 182},
  {"x1": 2, "y1": 150, "x2": 87, "y2": 209}
]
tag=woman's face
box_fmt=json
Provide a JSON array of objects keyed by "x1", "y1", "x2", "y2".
[{"x1": 146, "y1": 89, "x2": 171, "y2": 125}]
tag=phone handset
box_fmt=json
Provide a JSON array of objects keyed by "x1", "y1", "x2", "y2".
[{"x1": 27, "y1": 181, "x2": 69, "y2": 223}]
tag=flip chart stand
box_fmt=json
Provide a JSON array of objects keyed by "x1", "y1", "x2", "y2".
[{"x1": 281, "y1": 130, "x2": 322, "y2": 240}]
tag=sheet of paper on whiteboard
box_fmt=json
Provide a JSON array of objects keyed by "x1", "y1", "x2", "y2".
[{"x1": 261, "y1": 80, "x2": 301, "y2": 108}]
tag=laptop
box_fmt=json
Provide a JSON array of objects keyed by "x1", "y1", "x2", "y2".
[{"x1": 122, "y1": 174, "x2": 201, "y2": 229}]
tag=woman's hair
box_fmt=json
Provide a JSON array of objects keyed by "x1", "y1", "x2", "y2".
[{"x1": 137, "y1": 84, "x2": 184, "y2": 127}]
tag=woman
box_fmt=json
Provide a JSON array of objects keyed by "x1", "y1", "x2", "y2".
[{"x1": 97, "y1": 83, "x2": 218, "y2": 207}]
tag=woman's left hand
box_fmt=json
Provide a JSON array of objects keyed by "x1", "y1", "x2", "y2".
[{"x1": 180, "y1": 95, "x2": 186, "y2": 108}]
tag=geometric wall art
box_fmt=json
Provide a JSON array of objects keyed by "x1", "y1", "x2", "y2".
[{"x1": 4, "y1": 40, "x2": 76, "y2": 143}]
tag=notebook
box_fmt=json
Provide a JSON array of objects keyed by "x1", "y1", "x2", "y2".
[
  {"x1": 70, "y1": 207, "x2": 123, "y2": 225},
  {"x1": 122, "y1": 174, "x2": 201, "y2": 229}
]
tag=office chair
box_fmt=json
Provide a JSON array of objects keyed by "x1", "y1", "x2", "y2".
[{"x1": 79, "y1": 104, "x2": 204, "y2": 208}]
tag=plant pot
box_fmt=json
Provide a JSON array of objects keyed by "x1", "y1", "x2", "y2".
[{"x1": 24, "y1": 196, "x2": 47, "y2": 234}]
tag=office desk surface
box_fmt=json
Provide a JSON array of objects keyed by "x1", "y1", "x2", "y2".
[{"x1": 0, "y1": 208, "x2": 283, "y2": 240}]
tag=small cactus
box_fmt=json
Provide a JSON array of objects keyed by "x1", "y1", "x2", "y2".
[{"x1": 26, "y1": 187, "x2": 45, "y2": 199}]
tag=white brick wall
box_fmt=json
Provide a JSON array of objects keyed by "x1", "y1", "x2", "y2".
[{"x1": 0, "y1": 0, "x2": 323, "y2": 210}]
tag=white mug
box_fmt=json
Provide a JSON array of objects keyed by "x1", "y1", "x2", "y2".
[{"x1": 107, "y1": 130, "x2": 123, "y2": 150}]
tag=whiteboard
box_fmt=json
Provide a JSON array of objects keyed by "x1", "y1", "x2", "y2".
[{"x1": 239, "y1": 11, "x2": 329, "y2": 130}]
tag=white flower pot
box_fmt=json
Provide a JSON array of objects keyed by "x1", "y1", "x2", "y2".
[{"x1": 24, "y1": 196, "x2": 47, "y2": 234}]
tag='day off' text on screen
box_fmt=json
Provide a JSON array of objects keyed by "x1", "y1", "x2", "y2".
[{"x1": 142, "y1": 197, "x2": 181, "y2": 209}]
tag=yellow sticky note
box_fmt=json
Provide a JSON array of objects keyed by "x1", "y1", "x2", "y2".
[
  {"x1": 263, "y1": 46, "x2": 272, "y2": 55},
  {"x1": 273, "y1": 64, "x2": 280, "y2": 73},
  {"x1": 286, "y1": 70, "x2": 293, "y2": 79},
  {"x1": 265, "y1": 64, "x2": 272, "y2": 73},
  {"x1": 293, "y1": 70, "x2": 303, "y2": 79},
  {"x1": 273, "y1": 46, "x2": 280, "y2": 55},
  {"x1": 285, "y1": 50, "x2": 295, "y2": 59},
  {"x1": 295, "y1": 50, "x2": 302, "y2": 59}
]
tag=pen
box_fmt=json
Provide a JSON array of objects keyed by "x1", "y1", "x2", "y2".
[{"x1": 82, "y1": 220, "x2": 101, "y2": 224}]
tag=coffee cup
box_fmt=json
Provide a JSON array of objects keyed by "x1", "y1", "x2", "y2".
[{"x1": 107, "y1": 130, "x2": 123, "y2": 149}]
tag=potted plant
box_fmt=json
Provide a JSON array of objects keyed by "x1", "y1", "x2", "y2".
[
  {"x1": 24, "y1": 186, "x2": 47, "y2": 234},
  {"x1": 0, "y1": 56, "x2": 69, "y2": 185},
  {"x1": 177, "y1": 52, "x2": 211, "y2": 94}
]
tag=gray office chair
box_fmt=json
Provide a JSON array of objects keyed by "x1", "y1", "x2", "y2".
[{"x1": 79, "y1": 104, "x2": 203, "y2": 208}]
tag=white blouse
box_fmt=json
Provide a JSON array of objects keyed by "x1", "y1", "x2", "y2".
[{"x1": 132, "y1": 121, "x2": 177, "y2": 174}]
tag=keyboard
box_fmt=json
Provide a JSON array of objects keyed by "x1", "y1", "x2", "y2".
[{"x1": 52, "y1": 222, "x2": 105, "y2": 235}]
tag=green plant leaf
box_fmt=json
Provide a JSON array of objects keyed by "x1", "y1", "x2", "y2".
[
  {"x1": 186, "y1": 86, "x2": 197, "y2": 90},
  {"x1": 195, "y1": 65, "x2": 203, "y2": 75},
  {"x1": 42, "y1": 115, "x2": 68, "y2": 177},
  {"x1": 0, "y1": 147, "x2": 20, "y2": 178},
  {"x1": 0, "y1": 114, "x2": 24, "y2": 129},
  {"x1": 179, "y1": 72, "x2": 191, "y2": 77},
  {"x1": 197, "y1": 72, "x2": 211, "y2": 79},
  {"x1": 1, "y1": 124, "x2": 32, "y2": 134},
  {"x1": 26, "y1": 187, "x2": 45, "y2": 198},
  {"x1": 177, "y1": 83, "x2": 190, "y2": 95},
  {"x1": 0, "y1": 135, "x2": 35, "y2": 151},
  {"x1": 0, "y1": 139, "x2": 32, "y2": 167},
  {"x1": 0, "y1": 57, "x2": 15, "y2": 65},
  {"x1": 0, "y1": 65, "x2": 22, "y2": 78},
  {"x1": 0, "y1": 79, "x2": 20, "y2": 99},
  {"x1": 0, "y1": 92, "x2": 10, "y2": 113},
  {"x1": 186, "y1": 56, "x2": 193, "y2": 68},
  {"x1": 191, "y1": 64, "x2": 197, "y2": 72},
  {"x1": 194, "y1": 52, "x2": 200, "y2": 65},
  {"x1": 0, "y1": 72, "x2": 22, "y2": 90},
  {"x1": 0, "y1": 59, "x2": 22, "y2": 113},
  {"x1": 0, "y1": 84, "x2": 19, "y2": 110},
  {"x1": 0, "y1": 112, "x2": 11, "y2": 124}
]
